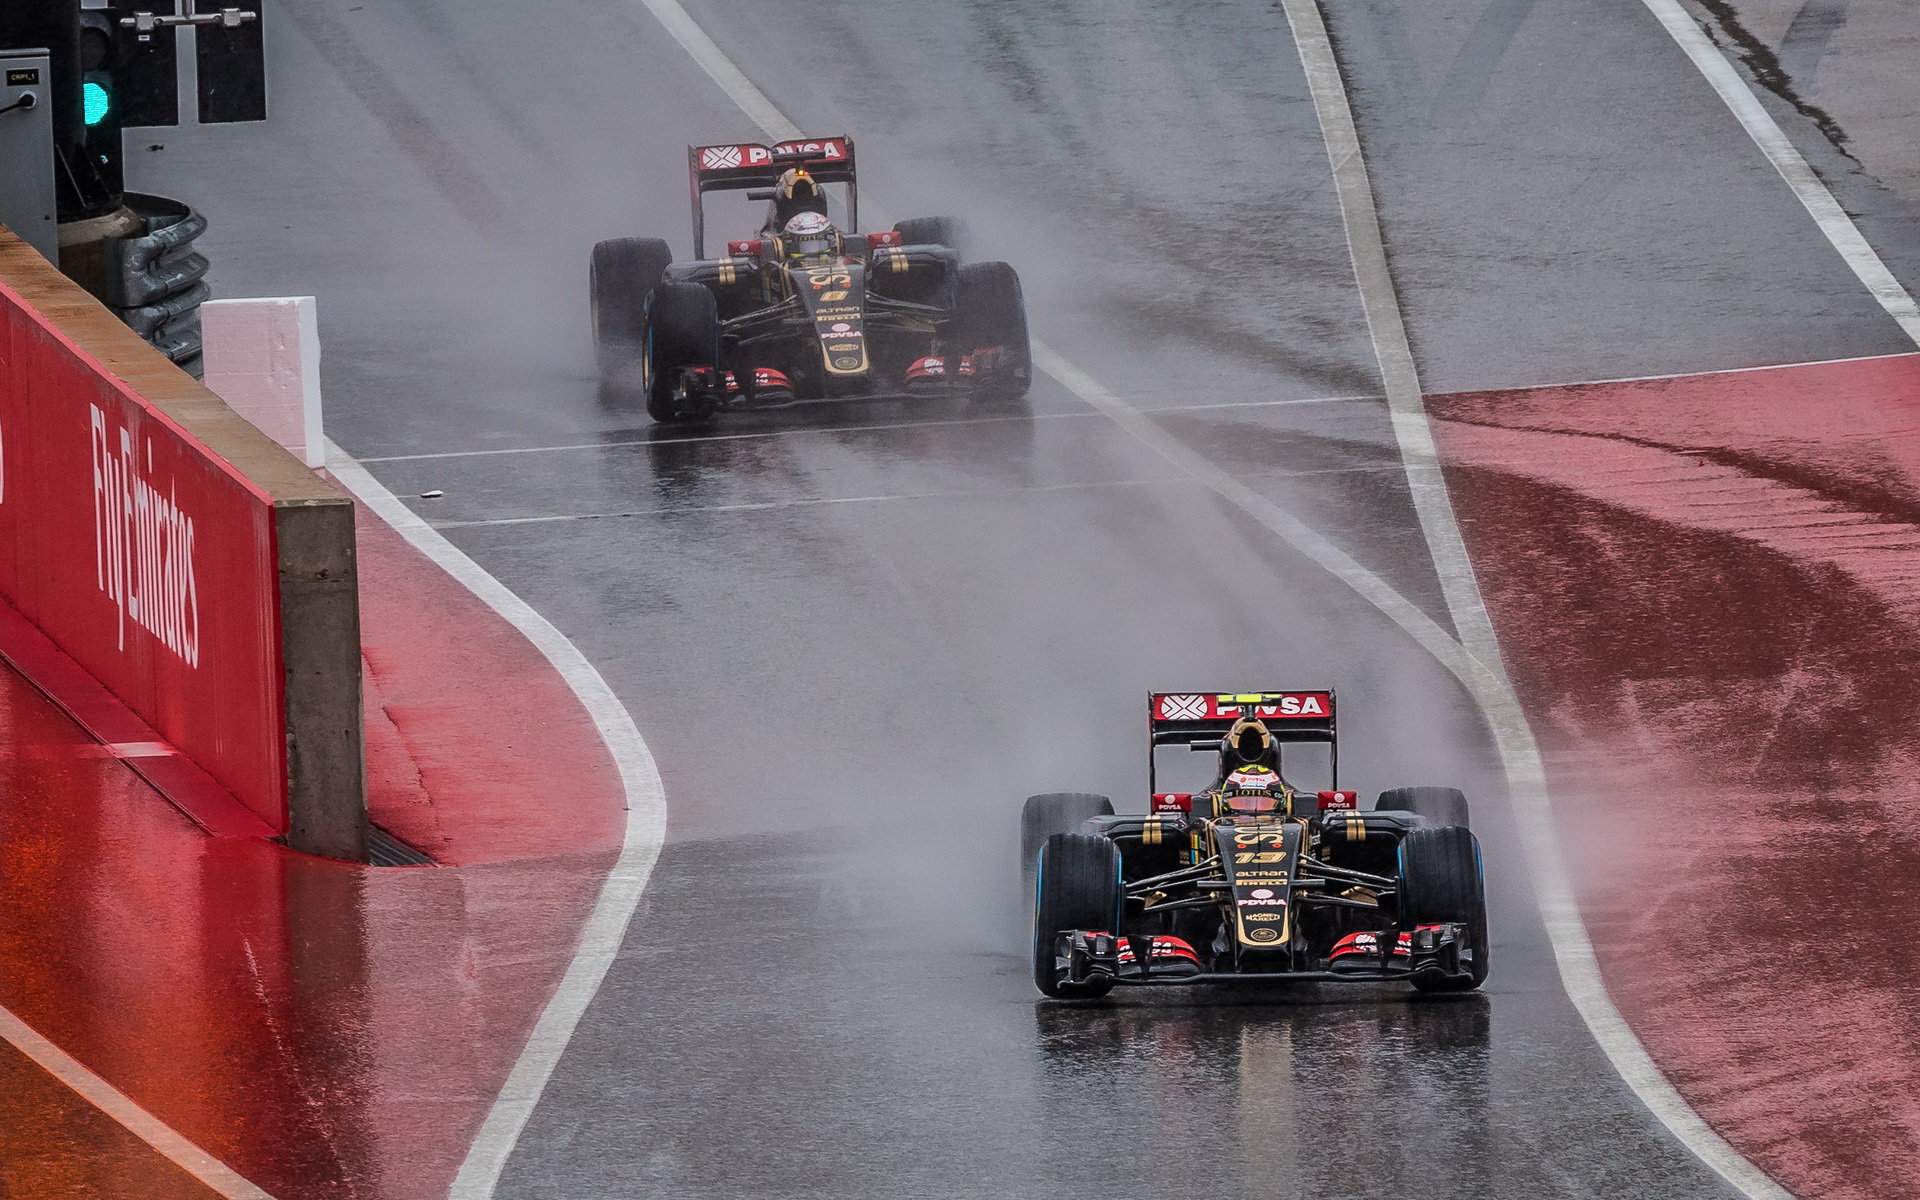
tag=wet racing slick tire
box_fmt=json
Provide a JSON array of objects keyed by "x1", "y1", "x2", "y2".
[
  {"x1": 1033, "y1": 833, "x2": 1124, "y2": 999},
  {"x1": 893, "y1": 216, "x2": 969, "y2": 257},
  {"x1": 957, "y1": 261, "x2": 1032, "y2": 401},
  {"x1": 1396, "y1": 826, "x2": 1490, "y2": 991},
  {"x1": 1375, "y1": 785, "x2": 1470, "y2": 829},
  {"x1": 592, "y1": 237, "x2": 674, "y2": 381},
  {"x1": 643, "y1": 282, "x2": 720, "y2": 424},
  {"x1": 1021, "y1": 792, "x2": 1114, "y2": 898}
]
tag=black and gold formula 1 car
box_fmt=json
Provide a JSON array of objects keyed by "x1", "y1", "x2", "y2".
[
  {"x1": 1023, "y1": 691, "x2": 1489, "y2": 998},
  {"x1": 589, "y1": 136, "x2": 1031, "y2": 423}
]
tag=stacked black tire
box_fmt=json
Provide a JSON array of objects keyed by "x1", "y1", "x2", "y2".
[{"x1": 102, "y1": 194, "x2": 211, "y2": 377}]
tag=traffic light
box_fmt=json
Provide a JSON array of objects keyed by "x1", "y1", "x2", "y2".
[
  {"x1": 73, "y1": 7, "x2": 124, "y2": 210},
  {"x1": 107, "y1": 1, "x2": 266, "y2": 128},
  {"x1": 113, "y1": 0, "x2": 181, "y2": 126}
]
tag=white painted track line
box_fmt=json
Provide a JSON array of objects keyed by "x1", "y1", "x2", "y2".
[
  {"x1": 1639, "y1": 0, "x2": 1920, "y2": 348},
  {"x1": 1277, "y1": 0, "x2": 1792, "y2": 1196},
  {"x1": 356, "y1": 392, "x2": 1373, "y2": 466},
  {"x1": 1032, "y1": 346, "x2": 1478, "y2": 676},
  {"x1": 0, "y1": 1005, "x2": 278, "y2": 1199},
  {"x1": 360, "y1": 344, "x2": 1920, "y2": 470},
  {"x1": 324, "y1": 441, "x2": 669, "y2": 1200}
]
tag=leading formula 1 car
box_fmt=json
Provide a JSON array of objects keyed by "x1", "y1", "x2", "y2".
[
  {"x1": 590, "y1": 136, "x2": 1032, "y2": 423},
  {"x1": 1024, "y1": 691, "x2": 1489, "y2": 997}
]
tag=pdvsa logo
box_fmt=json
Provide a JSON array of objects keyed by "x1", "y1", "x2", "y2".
[{"x1": 89, "y1": 405, "x2": 199, "y2": 666}]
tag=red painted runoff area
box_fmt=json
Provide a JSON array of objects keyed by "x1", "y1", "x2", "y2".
[
  {"x1": 1431, "y1": 352, "x2": 1920, "y2": 1200},
  {"x1": 0, "y1": 279, "x2": 285, "y2": 831},
  {"x1": 0, "y1": 502, "x2": 625, "y2": 1198},
  {"x1": 356, "y1": 511, "x2": 627, "y2": 865}
]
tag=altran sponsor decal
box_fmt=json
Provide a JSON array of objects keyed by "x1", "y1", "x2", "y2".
[{"x1": 90, "y1": 405, "x2": 199, "y2": 666}]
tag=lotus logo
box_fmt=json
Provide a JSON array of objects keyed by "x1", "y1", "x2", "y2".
[{"x1": 1158, "y1": 694, "x2": 1207, "y2": 720}]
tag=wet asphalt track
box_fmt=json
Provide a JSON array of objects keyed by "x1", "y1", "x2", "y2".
[{"x1": 136, "y1": 0, "x2": 1920, "y2": 1196}]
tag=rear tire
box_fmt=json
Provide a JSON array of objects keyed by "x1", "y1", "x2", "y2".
[
  {"x1": 591, "y1": 237, "x2": 673, "y2": 380},
  {"x1": 1397, "y1": 826, "x2": 1490, "y2": 991},
  {"x1": 1021, "y1": 792, "x2": 1114, "y2": 897},
  {"x1": 643, "y1": 282, "x2": 720, "y2": 424},
  {"x1": 894, "y1": 216, "x2": 968, "y2": 256},
  {"x1": 1033, "y1": 833, "x2": 1123, "y2": 999},
  {"x1": 957, "y1": 261, "x2": 1031, "y2": 400},
  {"x1": 1375, "y1": 785, "x2": 1470, "y2": 829}
]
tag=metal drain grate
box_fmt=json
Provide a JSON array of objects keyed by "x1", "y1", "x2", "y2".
[{"x1": 368, "y1": 824, "x2": 434, "y2": 866}]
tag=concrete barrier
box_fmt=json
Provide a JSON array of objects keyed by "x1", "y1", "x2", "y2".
[
  {"x1": 202, "y1": 297, "x2": 325, "y2": 469},
  {"x1": 0, "y1": 224, "x2": 366, "y2": 860}
]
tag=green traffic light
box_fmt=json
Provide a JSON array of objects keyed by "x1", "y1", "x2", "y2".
[{"x1": 82, "y1": 80, "x2": 110, "y2": 126}]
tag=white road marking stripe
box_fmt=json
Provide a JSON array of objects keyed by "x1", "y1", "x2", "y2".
[
  {"x1": 429, "y1": 477, "x2": 1171, "y2": 528},
  {"x1": 323, "y1": 441, "x2": 668, "y2": 1200},
  {"x1": 1639, "y1": 0, "x2": 1920, "y2": 347},
  {"x1": 1277, "y1": 1, "x2": 1792, "y2": 1197},
  {"x1": 637, "y1": 0, "x2": 798, "y2": 142},
  {"x1": 1033, "y1": 346, "x2": 1477, "y2": 674},
  {"x1": 0, "y1": 1006, "x2": 278, "y2": 1199},
  {"x1": 361, "y1": 341, "x2": 1920, "y2": 470},
  {"x1": 356, "y1": 392, "x2": 1372, "y2": 465},
  {"x1": 1499, "y1": 348, "x2": 1920, "y2": 391},
  {"x1": 421, "y1": 461, "x2": 1420, "y2": 530},
  {"x1": 359, "y1": 410, "x2": 1096, "y2": 463}
]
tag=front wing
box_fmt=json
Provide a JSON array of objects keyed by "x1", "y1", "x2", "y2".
[{"x1": 1047, "y1": 923, "x2": 1479, "y2": 988}]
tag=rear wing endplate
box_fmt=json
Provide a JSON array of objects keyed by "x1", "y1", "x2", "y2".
[
  {"x1": 687, "y1": 136, "x2": 858, "y2": 258},
  {"x1": 1148, "y1": 691, "x2": 1337, "y2": 790}
]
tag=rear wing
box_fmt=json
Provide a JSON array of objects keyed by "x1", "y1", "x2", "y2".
[
  {"x1": 1148, "y1": 691, "x2": 1337, "y2": 790},
  {"x1": 687, "y1": 136, "x2": 858, "y2": 258}
]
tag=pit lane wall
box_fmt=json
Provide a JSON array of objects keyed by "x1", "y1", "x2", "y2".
[{"x1": 0, "y1": 224, "x2": 365, "y2": 859}]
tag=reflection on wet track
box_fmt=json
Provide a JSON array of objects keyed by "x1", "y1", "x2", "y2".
[{"x1": 1034, "y1": 995, "x2": 1493, "y2": 1197}]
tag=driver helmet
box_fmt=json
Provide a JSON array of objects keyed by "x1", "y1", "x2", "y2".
[
  {"x1": 1218, "y1": 717, "x2": 1290, "y2": 815},
  {"x1": 774, "y1": 168, "x2": 828, "y2": 224},
  {"x1": 781, "y1": 211, "x2": 841, "y2": 262},
  {"x1": 1220, "y1": 764, "x2": 1289, "y2": 815}
]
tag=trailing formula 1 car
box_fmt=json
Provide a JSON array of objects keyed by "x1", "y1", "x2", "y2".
[
  {"x1": 590, "y1": 136, "x2": 1032, "y2": 423},
  {"x1": 1024, "y1": 691, "x2": 1489, "y2": 998}
]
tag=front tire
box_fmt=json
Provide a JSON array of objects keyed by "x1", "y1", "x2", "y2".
[
  {"x1": 956, "y1": 261, "x2": 1032, "y2": 400},
  {"x1": 1397, "y1": 826, "x2": 1490, "y2": 991},
  {"x1": 1033, "y1": 833, "x2": 1122, "y2": 999},
  {"x1": 643, "y1": 282, "x2": 720, "y2": 424},
  {"x1": 591, "y1": 237, "x2": 673, "y2": 380}
]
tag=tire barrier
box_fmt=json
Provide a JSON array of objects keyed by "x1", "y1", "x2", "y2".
[
  {"x1": 100, "y1": 193, "x2": 211, "y2": 378},
  {"x1": 0, "y1": 221, "x2": 367, "y2": 860}
]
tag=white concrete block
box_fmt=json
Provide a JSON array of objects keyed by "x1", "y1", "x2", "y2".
[{"x1": 201, "y1": 296, "x2": 325, "y2": 469}]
